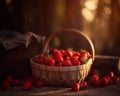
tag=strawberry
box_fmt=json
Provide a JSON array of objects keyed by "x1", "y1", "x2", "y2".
[
  {"x1": 35, "y1": 58, "x2": 45, "y2": 64},
  {"x1": 49, "y1": 48, "x2": 58, "y2": 55},
  {"x1": 80, "y1": 49, "x2": 91, "y2": 58},
  {"x1": 91, "y1": 74, "x2": 99, "y2": 81},
  {"x1": 36, "y1": 80, "x2": 44, "y2": 89},
  {"x1": 90, "y1": 74, "x2": 100, "y2": 87},
  {"x1": 112, "y1": 76, "x2": 119, "y2": 84},
  {"x1": 45, "y1": 58, "x2": 55, "y2": 66},
  {"x1": 2, "y1": 80, "x2": 12, "y2": 90},
  {"x1": 104, "y1": 76, "x2": 113, "y2": 85},
  {"x1": 27, "y1": 78, "x2": 35, "y2": 85},
  {"x1": 99, "y1": 77, "x2": 109, "y2": 87},
  {"x1": 71, "y1": 58, "x2": 81, "y2": 66},
  {"x1": 4, "y1": 75, "x2": 13, "y2": 84},
  {"x1": 72, "y1": 83, "x2": 80, "y2": 91},
  {"x1": 80, "y1": 81, "x2": 87, "y2": 89},
  {"x1": 90, "y1": 79, "x2": 100, "y2": 87},
  {"x1": 63, "y1": 59, "x2": 72, "y2": 66},
  {"x1": 23, "y1": 81, "x2": 32, "y2": 91},
  {"x1": 54, "y1": 53, "x2": 63, "y2": 63},
  {"x1": 72, "y1": 51, "x2": 81, "y2": 57},
  {"x1": 64, "y1": 49, "x2": 73, "y2": 58},
  {"x1": 106, "y1": 71, "x2": 114, "y2": 78}
]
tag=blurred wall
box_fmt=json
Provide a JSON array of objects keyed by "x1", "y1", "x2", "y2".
[{"x1": 0, "y1": 0, "x2": 120, "y2": 56}]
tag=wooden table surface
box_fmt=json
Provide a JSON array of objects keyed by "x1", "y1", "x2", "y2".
[{"x1": 0, "y1": 55, "x2": 120, "y2": 96}]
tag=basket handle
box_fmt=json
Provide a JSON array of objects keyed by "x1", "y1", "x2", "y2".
[{"x1": 43, "y1": 28, "x2": 95, "y2": 61}]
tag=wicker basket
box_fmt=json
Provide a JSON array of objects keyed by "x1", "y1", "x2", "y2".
[{"x1": 30, "y1": 29, "x2": 95, "y2": 87}]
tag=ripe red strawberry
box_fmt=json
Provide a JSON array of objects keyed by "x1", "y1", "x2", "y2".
[
  {"x1": 36, "y1": 80, "x2": 44, "y2": 89},
  {"x1": 112, "y1": 76, "x2": 119, "y2": 84},
  {"x1": 106, "y1": 71, "x2": 114, "y2": 78},
  {"x1": 71, "y1": 58, "x2": 81, "y2": 66},
  {"x1": 104, "y1": 76, "x2": 113, "y2": 85},
  {"x1": 49, "y1": 48, "x2": 58, "y2": 55},
  {"x1": 23, "y1": 81, "x2": 32, "y2": 91},
  {"x1": 4, "y1": 75, "x2": 13, "y2": 84},
  {"x1": 27, "y1": 78, "x2": 35, "y2": 85},
  {"x1": 45, "y1": 58, "x2": 55, "y2": 66},
  {"x1": 80, "y1": 81, "x2": 87, "y2": 89},
  {"x1": 90, "y1": 79, "x2": 100, "y2": 87},
  {"x1": 90, "y1": 74, "x2": 100, "y2": 87},
  {"x1": 63, "y1": 59, "x2": 72, "y2": 66},
  {"x1": 73, "y1": 51, "x2": 81, "y2": 57},
  {"x1": 35, "y1": 58, "x2": 45, "y2": 64},
  {"x1": 91, "y1": 74, "x2": 99, "y2": 81},
  {"x1": 80, "y1": 49, "x2": 91, "y2": 58},
  {"x1": 64, "y1": 49, "x2": 73, "y2": 58},
  {"x1": 2, "y1": 80, "x2": 12, "y2": 90},
  {"x1": 72, "y1": 83, "x2": 80, "y2": 91},
  {"x1": 54, "y1": 53, "x2": 63, "y2": 63},
  {"x1": 99, "y1": 77, "x2": 109, "y2": 87}
]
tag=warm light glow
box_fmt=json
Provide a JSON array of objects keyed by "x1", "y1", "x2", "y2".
[
  {"x1": 85, "y1": 0, "x2": 97, "y2": 10},
  {"x1": 104, "y1": 0, "x2": 111, "y2": 4},
  {"x1": 82, "y1": 8, "x2": 94, "y2": 22},
  {"x1": 104, "y1": 7, "x2": 111, "y2": 15},
  {"x1": 6, "y1": 0, "x2": 12, "y2": 5}
]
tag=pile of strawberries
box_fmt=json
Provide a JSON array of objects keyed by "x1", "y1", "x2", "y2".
[
  {"x1": 1, "y1": 75, "x2": 44, "y2": 91},
  {"x1": 34, "y1": 48, "x2": 91, "y2": 67},
  {"x1": 71, "y1": 70, "x2": 120, "y2": 92},
  {"x1": 89, "y1": 70, "x2": 119, "y2": 87}
]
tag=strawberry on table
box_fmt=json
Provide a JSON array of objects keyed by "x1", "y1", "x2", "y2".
[
  {"x1": 36, "y1": 80, "x2": 44, "y2": 89},
  {"x1": 72, "y1": 83, "x2": 80, "y2": 92},
  {"x1": 99, "y1": 77, "x2": 109, "y2": 87},
  {"x1": 23, "y1": 81, "x2": 32, "y2": 91},
  {"x1": 80, "y1": 81, "x2": 87, "y2": 89}
]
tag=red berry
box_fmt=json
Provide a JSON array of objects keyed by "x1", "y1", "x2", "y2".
[
  {"x1": 63, "y1": 59, "x2": 72, "y2": 67},
  {"x1": 45, "y1": 58, "x2": 55, "y2": 66},
  {"x1": 99, "y1": 77, "x2": 109, "y2": 87},
  {"x1": 2, "y1": 80, "x2": 12, "y2": 90},
  {"x1": 112, "y1": 76, "x2": 119, "y2": 84},
  {"x1": 72, "y1": 83, "x2": 80, "y2": 91},
  {"x1": 90, "y1": 79, "x2": 100, "y2": 87},
  {"x1": 49, "y1": 48, "x2": 58, "y2": 55},
  {"x1": 91, "y1": 74, "x2": 99, "y2": 81},
  {"x1": 35, "y1": 58, "x2": 44, "y2": 64},
  {"x1": 36, "y1": 80, "x2": 44, "y2": 88},
  {"x1": 54, "y1": 53, "x2": 63, "y2": 63},
  {"x1": 73, "y1": 51, "x2": 81, "y2": 57},
  {"x1": 64, "y1": 49, "x2": 73, "y2": 58},
  {"x1": 4, "y1": 75, "x2": 13, "y2": 84},
  {"x1": 80, "y1": 81, "x2": 87, "y2": 89},
  {"x1": 90, "y1": 74, "x2": 100, "y2": 87},
  {"x1": 71, "y1": 58, "x2": 81, "y2": 66},
  {"x1": 23, "y1": 81, "x2": 32, "y2": 91},
  {"x1": 106, "y1": 71, "x2": 114, "y2": 78},
  {"x1": 104, "y1": 76, "x2": 113, "y2": 85}
]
